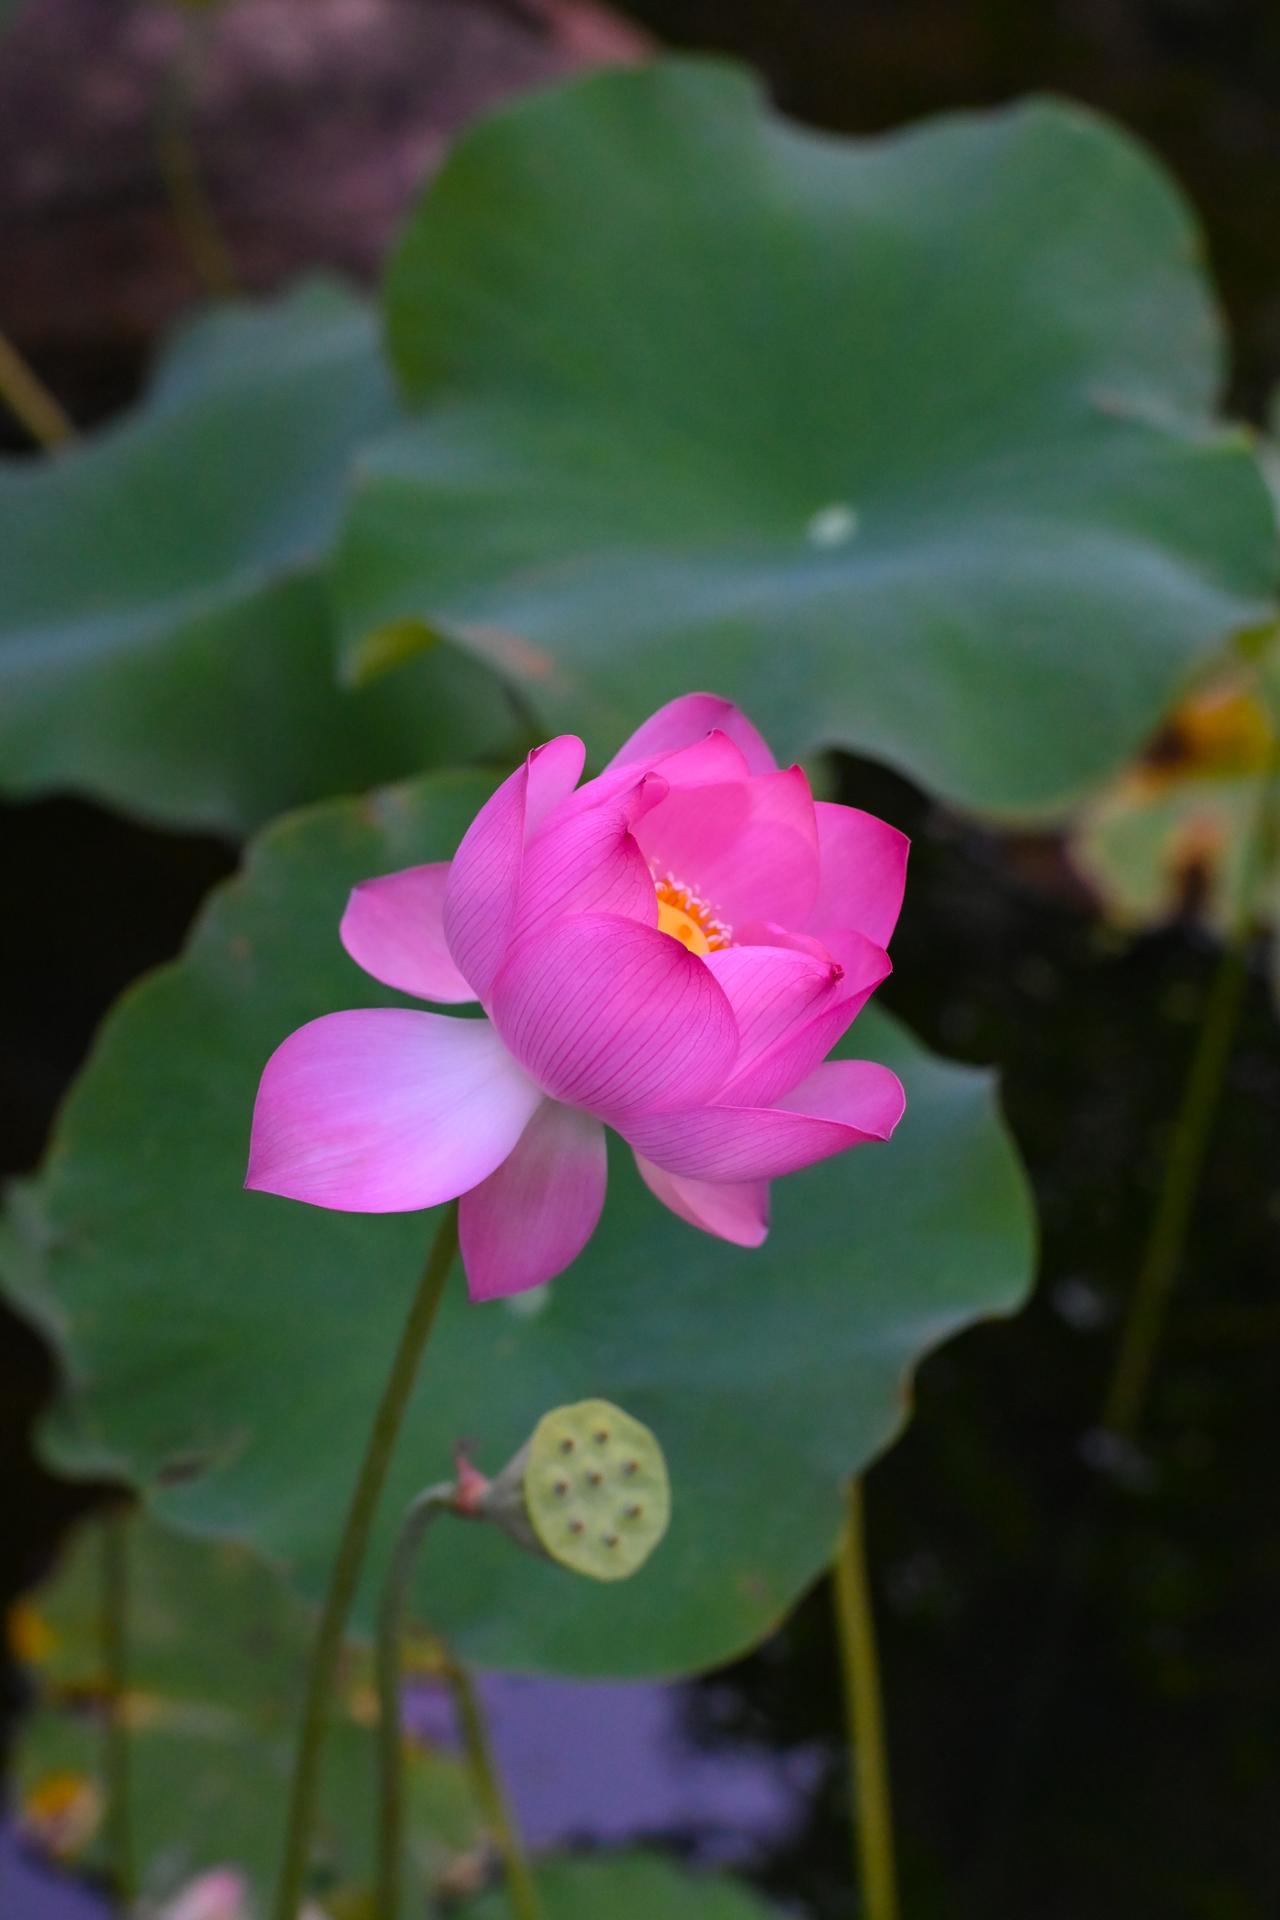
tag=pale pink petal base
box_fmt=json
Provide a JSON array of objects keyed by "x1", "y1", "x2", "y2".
[
  {"x1": 635, "y1": 1154, "x2": 770, "y2": 1248},
  {"x1": 245, "y1": 1009, "x2": 541, "y2": 1211},
  {"x1": 460, "y1": 1100, "x2": 607, "y2": 1299},
  {"x1": 340, "y1": 863, "x2": 474, "y2": 1003}
]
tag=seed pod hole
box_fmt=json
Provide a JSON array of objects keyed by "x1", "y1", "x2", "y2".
[{"x1": 524, "y1": 1399, "x2": 671, "y2": 1582}]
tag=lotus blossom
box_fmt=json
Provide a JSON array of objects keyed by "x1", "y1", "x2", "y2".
[{"x1": 246, "y1": 694, "x2": 908, "y2": 1299}]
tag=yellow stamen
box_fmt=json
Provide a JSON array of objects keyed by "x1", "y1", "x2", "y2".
[{"x1": 653, "y1": 872, "x2": 732, "y2": 955}]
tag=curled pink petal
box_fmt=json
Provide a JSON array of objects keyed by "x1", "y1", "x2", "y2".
[
  {"x1": 549, "y1": 728, "x2": 747, "y2": 831},
  {"x1": 491, "y1": 911, "x2": 738, "y2": 1115},
  {"x1": 605, "y1": 692, "x2": 777, "y2": 775},
  {"x1": 617, "y1": 1059, "x2": 906, "y2": 1182},
  {"x1": 809, "y1": 801, "x2": 910, "y2": 947},
  {"x1": 442, "y1": 735, "x2": 585, "y2": 1002},
  {"x1": 646, "y1": 728, "x2": 751, "y2": 788},
  {"x1": 340, "y1": 863, "x2": 475, "y2": 1004},
  {"x1": 715, "y1": 931, "x2": 892, "y2": 1106},
  {"x1": 245, "y1": 1009, "x2": 541, "y2": 1211},
  {"x1": 705, "y1": 943, "x2": 843, "y2": 1081},
  {"x1": 460, "y1": 1101, "x2": 607, "y2": 1300},
  {"x1": 635, "y1": 1153, "x2": 770, "y2": 1248},
  {"x1": 636, "y1": 766, "x2": 820, "y2": 931},
  {"x1": 513, "y1": 772, "x2": 666, "y2": 943}
]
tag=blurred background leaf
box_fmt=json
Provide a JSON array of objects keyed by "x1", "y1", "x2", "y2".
[
  {"x1": 333, "y1": 59, "x2": 1277, "y2": 820},
  {"x1": 5, "y1": 769, "x2": 1033, "y2": 1679},
  {"x1": 0, "y1": 280, "x2": 525, "y2": 836},
  {"x1": 1070, "y1": 630, "x2": 1280, "y2": 1003},
  {"x1": 8, "y1": 1512, "x2": 484, "y2": 1908}
]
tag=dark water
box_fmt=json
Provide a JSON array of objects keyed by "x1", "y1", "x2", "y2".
[{"x1": 4, "y1": 757, "x2": 1279, "y2": 1918}]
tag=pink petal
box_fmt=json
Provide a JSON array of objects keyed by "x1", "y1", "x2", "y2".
[
  {"x1": 647, "y1": 729, "x2": 752, "y2": 788},
  {"x1": 512, "y1": 772, "x2": 666, "y2": 944},
  {"x1": 706, "y1": 942, "x2": 843, "y2": 1081},
  {"x1": 442, "y1": 736, "x2": 585, "y2": 1002},
  {"x1": 635, "y1": 766, "x2": 820, "y2": 931},
  {"x1": 552, "y1": 728, "x2": 748, "y2": 827},
  {"x1": 460, "y1": 1101, "x2": 607, "y2": 1300},
  {"x1": 809, "y1": 802, "x2": 910, "y2": 947},
  {"x1": 709, "y1": 936, "x2": 891, "y2": 1107},
  {"x1": 340, "y1": 863, "x2": 475, "y2": 1004},
  {"x1": 617, "y1": 1059, "x2": 906, "y2": 1182},
  {"x1": 635, "y1": 1154, "x2": 770, "y2": 1249},
  {"x1": 245, "y1": 1009, "x2": 541, "y2": 1212},
  {"x1": 606, "y1": 693, "x2": 778, "y2": 775},
  {"x1": 491, "y1": 911, "x2": 738, "y2": 1115}
]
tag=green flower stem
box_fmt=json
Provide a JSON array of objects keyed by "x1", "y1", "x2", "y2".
[
  {"x1": 0, "y1": 329, "x2": 73, "y2": 449},
  {"x1": 273, "y1": 1202, "x2": 459, "y2": 1920},
  {"x1": 832, "y1": 1477, "x2": 899, "y2": 1920},
  {"x1": 99, "y1": 1506, "x2": 135, "y2": 1909},
  {"x1": 443, "y1": 1651, "x2": 544, "y2": 1920},
  {"x1": 1102, "y1": 739, "x2": 1280, "y2": 1444},
  {"x1": 375, "y1": 1482, "x2": 453, "y2": 1920},
  {"x1": 155, "y1": 11, "x2": 238, "y2": 297}
]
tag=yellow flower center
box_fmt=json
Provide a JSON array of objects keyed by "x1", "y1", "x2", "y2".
[{"x1": 653, "y1": 872, "x2": 733, "y2": 955}]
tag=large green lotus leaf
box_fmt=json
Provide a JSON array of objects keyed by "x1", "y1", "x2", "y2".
[
  {"x1": 0, "y1": 279, "x2": 523, "y2": 835},
  {"x1": 459, "y1": 1855, "x2": 781, "y2": 1919},
  {"x1": 10, "y1": 771, "x2": 1034, "y2": 1678},
  {"x1": 331, "y1": 60, "x2": 1277, "y2": 819},
  {"x1": 9, "y1": 1512, "x2": 482, "y2": 1905}
]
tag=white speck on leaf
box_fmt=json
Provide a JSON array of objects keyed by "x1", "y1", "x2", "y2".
[
  {"x1": 505, "y1": 1282, "x2": 553, "y2": 1320},
  {"x1": 806, "y1": 502, "x2": 859, "y2": 549}
]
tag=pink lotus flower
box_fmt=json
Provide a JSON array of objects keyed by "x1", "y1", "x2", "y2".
[{"x1": 246, "y1": 695, "x2": 907, "y2": 1299}]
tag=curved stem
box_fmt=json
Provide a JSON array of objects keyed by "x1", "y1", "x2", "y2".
[
  {"x1": 155, "y1": 12, "x2": 238, "y2": 297},
  {"x1": 1102, "y1": 739, "x2": 1280, "y2": 1443},
  {"x1": 832, "y1": 1477, "x2": 899, "y2": 1920},
  {"x1": 375, "y1": 1483, "x2": 453, "y2": 1920},
  {"x1": 0, "y1": 330, "x2": 73, "y2": 448},
  {"x1": 99, "y1": 1506, "x2": 135, "y2": 1909},
  {"x1": 273, "y1": 1202, "x2": 459, "y2": 1920},
  {"x1": 443, "y1": 1653, "x2": 543, "y2": 1920}
]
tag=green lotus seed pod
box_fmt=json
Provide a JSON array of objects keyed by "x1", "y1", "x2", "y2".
[{"x1": 523, "y1": 1400, "x2": 670, "y2": 1582}]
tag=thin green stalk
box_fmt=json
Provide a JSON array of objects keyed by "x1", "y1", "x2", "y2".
[
  {"x1": 443, "y1": 1653, "x2": 543, "y2": 1920},
  {"x1": 273, "y1": 1203, "x2": 459, "y2": 1920},
  {"x1": 375, "y1": 1483, "x2": 453, "y2": 1920},
  {"x1": 0, "y1": 329, "x2": 73, "y2": 448},
  {"x1": 99, "y1": 1507, "x2": 135, "y2": 1909},
  {"x1": 1102, "y1": 738, "x2": 1280, "y2": 1444},
  {"x1": 832, "y1": 1477, "x2": 899, "y2": 1920},
  {"x1": 155, "y1": 12, "x2": 238, "y2": 297}
]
